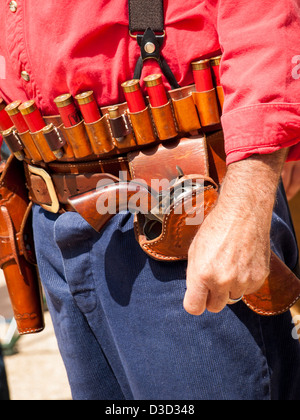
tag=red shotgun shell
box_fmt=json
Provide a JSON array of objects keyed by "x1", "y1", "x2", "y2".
[
  {"x1": 18, "y1": 100, "x2": 46, "y2": 132},
  {"x1": 210, "y1": 56, "x2": 222, "y2": 87},
  {"x1": 5, "y1": 100, "x2": 29, "y2": 133},
  {"x1": 54, "y1": 94, "x2": 81, "y2": 128},
  {"x1": 144, "y1": 74, "x2": 169, "y2": 108},
  {"x1": 121, "y1": 80, "x2": 146, "y2": 113},
  {"x1": 75, "y1": 91, "x2": 101, "y2": 124},
  {"x1": 192, "y1": 59, "x2": 214, "y2": 92}
]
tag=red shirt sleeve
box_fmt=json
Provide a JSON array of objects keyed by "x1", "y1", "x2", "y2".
[{"x1": 215, "y1": 0, "x2": 300, "y2": 164}]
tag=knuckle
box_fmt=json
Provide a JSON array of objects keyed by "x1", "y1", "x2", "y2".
[
  {"x1": 199, "y1": 271, "x2": 212, "y2": 285},
  {"x1": 244, "y1": 269, "x2": 269, "y2": 295},
  {"x1": 193, "y1": 264, "x2": 213, "y2": 285},
  {"x1": 216, "y1": 273, "x2": 234, "y2": 289},
  {"x1": 253, "y1": 266, "x2": 270, "y2": 284}
]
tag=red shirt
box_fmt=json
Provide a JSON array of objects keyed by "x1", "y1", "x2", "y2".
[{"x1": 0, "y1": 0, "x2": 299, "y2": 164}]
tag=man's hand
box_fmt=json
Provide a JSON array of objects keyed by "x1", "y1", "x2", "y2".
[
  {"x1": 282, "y1": 161, "x2": 300, "y2": 201},
  {"x1": 184, "y1": 149, "x2": 288, "y2": 316}
]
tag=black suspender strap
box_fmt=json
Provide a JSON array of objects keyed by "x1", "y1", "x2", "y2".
[
  {"x1": 129, "y1": 0, "x2": 164, "y2": 33},
  {"x1": 128, "y1": 0, "x2": 180, "y2": 89}
]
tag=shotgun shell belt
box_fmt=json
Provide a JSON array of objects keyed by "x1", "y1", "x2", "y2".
[
  {"x1": 0, "y1": 57, "x2": 224, "y2": 166},
  {"x1": 16, "y1": 82, "x2": 222, "y2": 167}
]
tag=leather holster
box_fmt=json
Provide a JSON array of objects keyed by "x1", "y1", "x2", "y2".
[
  {"x1": 0, "y1": 156, "x2": 44, "y2": 335},
  {"x1": 128, "y1": 133, "x2": 224, "y2": 261}
]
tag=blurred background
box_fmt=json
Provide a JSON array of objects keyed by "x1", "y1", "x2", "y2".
[{"x1": 0, "y1": 274, "x2": 72, "y2": 400}]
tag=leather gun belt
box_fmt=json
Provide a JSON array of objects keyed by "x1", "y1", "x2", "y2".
[
  {"x1": 24, "y1": 127, "x2": 226, "y2": 215},
  {"x1": 24, "y1": 155, "x2": 131, "y2": 213}
]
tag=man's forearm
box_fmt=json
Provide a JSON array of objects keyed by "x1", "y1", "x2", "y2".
[
  {"x1": 219, "y1": 149, "x2": 288, "y2": 230},
  {"x1": 184, "y1": 148, "x2": 288, "y2": 316}
]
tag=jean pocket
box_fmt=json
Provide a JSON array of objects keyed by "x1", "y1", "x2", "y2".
[{"x1": 54, "y1": 211, "x2": 98, "y2": 314}]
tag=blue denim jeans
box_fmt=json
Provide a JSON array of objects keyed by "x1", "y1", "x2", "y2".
[{"x1": 32, "y1": 183, "x2": 300, "y2": 400}]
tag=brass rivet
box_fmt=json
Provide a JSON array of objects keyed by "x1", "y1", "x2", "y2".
[{"x1": 144, "y1": 42, "x2": 156, "y2": 54}]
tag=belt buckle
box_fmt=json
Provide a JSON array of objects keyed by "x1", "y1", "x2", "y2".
[{"x1": 28, "y1": 165, "x2": 60, "y2": 213}]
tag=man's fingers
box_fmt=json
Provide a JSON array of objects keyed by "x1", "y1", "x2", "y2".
[
  {"x1": 183, "y1": 280, "x2": 209, "y2": 316},
  {"x1": 206, "y1": 290, "x2": 230, "y2": 313},
  {"x1": 184, "y1": 263, "x2": 247, "y2": 315},
  {"x1": 185, "y1": 252, "x2": 232, "y2": 315}
]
